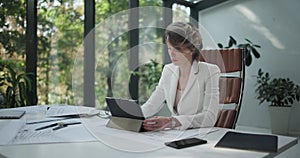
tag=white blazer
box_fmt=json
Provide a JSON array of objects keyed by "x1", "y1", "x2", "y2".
[{"x1": 141, "y1": 61, "x2": 220, "y2": 130}]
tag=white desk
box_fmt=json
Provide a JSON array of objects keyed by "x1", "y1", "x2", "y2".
[{"x1": 0, "y1": 106, "x2": 298, "y2": 158}]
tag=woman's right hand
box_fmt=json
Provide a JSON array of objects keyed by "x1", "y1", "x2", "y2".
[{"x1": 142, "y1": 116, "x2": 172, "y2": 131}]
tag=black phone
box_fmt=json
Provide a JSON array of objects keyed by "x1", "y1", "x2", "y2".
[{"x1": 164, "y1": 137, "x2": 207, "y2": 149}]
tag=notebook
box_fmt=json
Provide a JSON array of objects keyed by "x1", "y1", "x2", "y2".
[
  {"x1": 215, "y1": 131, "x2": 278, "y2": 153},
  {"x1": 0, "y1": 110, "x2": 26, "y2": 119}
]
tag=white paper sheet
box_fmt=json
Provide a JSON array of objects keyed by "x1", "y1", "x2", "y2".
[
  {"x1": 83, "y1": 116, "x2": 219, "y2": 152},
  {"x1": 45, "y1": 105, "x2": 100, "y2": 117},
  {"x1": 0, "y1": 118, "x2": 97, "y2": 145},
  {"x1": 0, "y1": 120, "x2": 26, "y2": 145},
  {"x1": 0, "y1": 105, "x2": 101, "y2": 145}
]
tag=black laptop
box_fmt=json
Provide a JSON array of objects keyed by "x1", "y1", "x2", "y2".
[{"x1": 105, "y1": 97, "x2": 145, "y2": 132}]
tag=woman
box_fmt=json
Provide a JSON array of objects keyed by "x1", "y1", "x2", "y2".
[{"x1": 141, "y1": 22, "x2": 220, "y2": 131}]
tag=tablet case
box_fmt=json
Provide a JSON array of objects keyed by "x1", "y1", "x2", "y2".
[
  {"x1": 215, "y1": 131, "x2": 278, "y2": 152},
  {"x1": 106, "y1": 116, "x2": 144, "y2": 132}
]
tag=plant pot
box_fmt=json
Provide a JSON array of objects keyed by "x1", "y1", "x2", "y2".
[{"x1": 268, "y1": 106, "x2": 291, "y2": 135}]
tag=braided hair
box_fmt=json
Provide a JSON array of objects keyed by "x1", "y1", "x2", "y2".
[{"x1": 165, "y1": 22, "x2": 203, "y2": 61}]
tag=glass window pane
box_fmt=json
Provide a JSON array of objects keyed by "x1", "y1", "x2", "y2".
[
  {"x1": 0, "y1": 1, "x2": 27, "y2": 108},
  {"x1": 94, "y1": 1, "x2": 165, "y2": 109},
  {"x1": 94, "y1": 1, "x2": 130, "y2": 109},
  {"x1": 37, "y1": 0, "x2": 84, "y2": 105},
  {"x1": 138, "y1": 5, "x2": 164, "y2": 104},
  {"x1": 173, "y1": 3, "x2": 190, "y2": 22}
]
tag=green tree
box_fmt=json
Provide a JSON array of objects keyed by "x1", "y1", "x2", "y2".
[
  {"x1": 94, "y1": 0, "x2": 163, "y2": 109},
  {"x1": 37, "y1": 0, "x2": 84, "y2": 105},
  {"x1": 0, "y1": 0, "x2": 31, "y2": 108},
  {"x1": 0, "y1": 0, "x2": 26, "y2": 57},
  {"x1": 1, "y1": 0, "x2": 165, "y2": 109}
]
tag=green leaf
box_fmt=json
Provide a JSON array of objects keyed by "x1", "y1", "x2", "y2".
[
  {"x1": 217, "y1": 43, "x2": 223, "y2": 48},
  {"x1": 237, "y1": 44, "x2": 247, "y2": 48},
  {"x1": 245, "y1": 38, "x2": 253, "y2": 44},
  {"x1": 251, "y1": 47, "x2": 261, "y2": 58},
  {"x1": 19, "y1": 82, "x2": 26, "y2": 106},
  {"x1": 229, "y1": 36, "x2": 237, "y2": 45},
  {"x1": 253, "y1": 44, "x2": 261, "y2": 48},
  {"x1": 245, "y1": 53, "x2": 252, "y2": 66},
  {"x1": 288, "y1": 98, "x2": 293, "y2": 104},
  {"x1": 227, "y1": 38, "x2": 233, "y2": 48},
  {"x1": 266, "y1": 72, "x2": 269, "y2": 78}
]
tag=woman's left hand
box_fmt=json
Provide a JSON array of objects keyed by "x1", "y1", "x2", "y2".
[{"x1": 142, "y1": 116, "x2": 172, "y2": 131}]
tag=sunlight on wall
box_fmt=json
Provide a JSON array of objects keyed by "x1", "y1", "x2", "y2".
[{"x1": 234, "y1": 4, "x2": 285, "y2": 50}]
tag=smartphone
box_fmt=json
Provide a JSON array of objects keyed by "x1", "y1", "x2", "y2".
[{"x1": 165, "y1": 137, "x2": 207, "y2": 149}]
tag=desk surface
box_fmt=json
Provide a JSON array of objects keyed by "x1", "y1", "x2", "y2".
[{"x1": 0, "y1": 105, "x2": 298, "y2": 158}]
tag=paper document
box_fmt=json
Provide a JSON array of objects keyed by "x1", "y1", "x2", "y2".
[
  {"x1": 46, "y1": 105, "x2": 100, "y2": 117},
  {"x1": 0, "y1": 118, "x2": 97, "y2": 145},
  {"x1": 0, "y1": 120, "x2": 25, "y2": 145}
]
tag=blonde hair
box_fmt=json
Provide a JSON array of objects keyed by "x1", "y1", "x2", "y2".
[{"x1": 165, "y1": 22, "x2": 203, "y2": 60}]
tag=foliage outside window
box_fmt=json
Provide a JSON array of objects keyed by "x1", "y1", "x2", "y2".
[
  {"x1": 0, "y1": 0, "x2": 30, "y2": 108},
  {"x1": 1, "y1": 1, "x2": 194, "y2": 109},
  {"x1": 1, "y1": 0, "x2": 165, "y2": 109},
  {"x1": 0, "y1": 59, "x2": 32, "y2": 108},
  {"x1": 36, "y1": 0, "x2": 84, "y2": 105},
  {"x1": 133, "y1": 60, "x2": 164, "y2": 104}
]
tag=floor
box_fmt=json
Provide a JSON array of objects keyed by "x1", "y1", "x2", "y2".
[{"x1": 236, "y1": 126, "x2": 299, "y2": 158}]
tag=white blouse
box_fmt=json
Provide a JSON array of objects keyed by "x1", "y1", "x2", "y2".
[{"x1": 173, "y1": 88, "x2": 182, "y2": 114}]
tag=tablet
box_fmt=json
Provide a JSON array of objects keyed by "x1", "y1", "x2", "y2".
[{"x1": 105, "y1": 97, "x2": 145, "y2": 120}]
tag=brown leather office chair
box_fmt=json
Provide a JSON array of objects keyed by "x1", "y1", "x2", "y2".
[{"x1": 199, "y1": 48, "x2": 245, "y2": 129}]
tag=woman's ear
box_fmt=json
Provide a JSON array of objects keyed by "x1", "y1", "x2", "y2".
[{"x1": 189, "y1": 50, "x2": 194, "y2": 56}]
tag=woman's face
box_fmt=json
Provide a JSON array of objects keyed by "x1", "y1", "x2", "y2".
[{"x1": 167, "y1": 42, "x2": 193, "y2": 66}]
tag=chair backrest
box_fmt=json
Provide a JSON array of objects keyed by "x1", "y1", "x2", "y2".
[{"x1": 199, "y1": 48, "x2": 245, "y2": 129}]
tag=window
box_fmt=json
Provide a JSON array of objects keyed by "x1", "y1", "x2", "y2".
[{"x1": 37, "y1": 0, "x2": 84, "y2": 105}]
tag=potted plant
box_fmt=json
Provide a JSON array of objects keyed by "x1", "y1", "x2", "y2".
[
  {"x1": 255, "y1": 68, "x2": 300, "y2": 135},
  {"x1": 132, "y1": 59, "x2": 164, "y2": 104},
  {"x1": 218, "y1": 36, "x2": 261, "y2": 66},
  {"x1": 0, "y1": 59, "x2": 33, "y2": 108}
]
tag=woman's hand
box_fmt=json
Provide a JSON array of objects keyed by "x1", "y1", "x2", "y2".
[{"x1": 142, "y1": 116, "x2": 172, "y2": 131}]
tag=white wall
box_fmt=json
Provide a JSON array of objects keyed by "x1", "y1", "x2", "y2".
[{"x1": 199, "y1": 0, "x2": 300, "y2": 133}]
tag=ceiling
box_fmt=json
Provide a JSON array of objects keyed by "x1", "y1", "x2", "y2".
[{"x1": 169, "y1": 0, "x2": 229, "y2": 10}]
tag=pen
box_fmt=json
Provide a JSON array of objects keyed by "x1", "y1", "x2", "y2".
[
  {"x1": 52, "y1": 122, "x2": 81, "y2": 130},
  {"x1": 35, "y1": 122, "x2": 59, "y2": 131},
  {"x1": 26, "y1": 118, "x2": 73, "y2": 125},
  {"x1": 35, "y1": 121, "x2": 82, "y2": 131}
]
